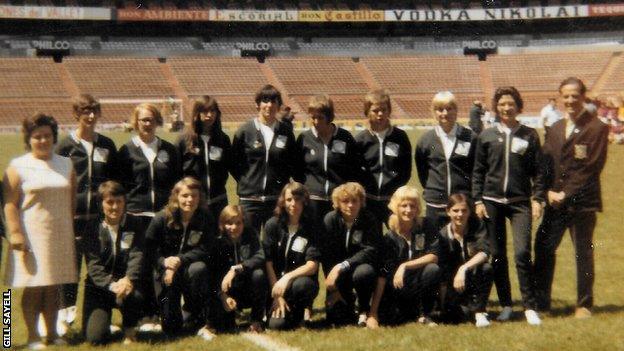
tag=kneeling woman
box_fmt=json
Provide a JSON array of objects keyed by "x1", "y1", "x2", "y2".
[
  {"x1": 367, "y1": 186, "x2": 441, "y2": 328},
  {"x1": 322, "y1": 182, "x2": 381, "y2": 326},
  {"x1": 264, "y1": 182, "x2": 321, "y2": 330},
  {"x1": 83, "y1": 181, "x2": 145, "y2": 345},
  {"x1": 438, "y1": 194, "x2": 493, "y2": 327},
  {"x1": 144, "y1": 177, "x2": 215, "y2": 339},
  {"x1": 213, "y1": 205, "x2": 267, "y2": 333}
]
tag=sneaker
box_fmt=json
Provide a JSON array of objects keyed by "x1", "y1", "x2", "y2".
[
  {"x1": 574, "y1": 307, "x2": 592, "y2": 319},
  {"x1": 63, "y1": 306, "x2": 77, "y2": 324},
  {"x1": 49, "y1": 338, "x2": 67, "y2": 346},
  {"x1": 110, "y1": 324, "x2": 122, "y2": 334},
  {"x1": 417, "y1": 316, "x2": 438, "y2": 327},
  {"x1": 27, "y1": 341, "x2": 46, "y2": 350},
  {"x1": 475, "y1": 313, "x2": 490, "y2": 328},
  {"x1": 524, "y1": 309, "x2": 542, "y2": 326},
  {"x1": 357, "y1": 313, "x2": 367, "y2": 327},
  {"x1": 56, "y1": 320, "x2": 69, "y2": 337},
  {"x1": 497, "y1": 306, "x2": 513, "y2": 321},
  {"x1": 197, "y1": 326, "x2": 216, "y2": 341}
]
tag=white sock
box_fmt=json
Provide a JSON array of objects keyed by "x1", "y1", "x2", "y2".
[
  {"x1": 475, "y1": 313, "x2": 490, "y2": 328},
  {"x1": 497, "y1": 306, "x2": 513, "y2": 321},
  {"x1": 525, "y1": 309, "x2": 542, "y2": 326}
]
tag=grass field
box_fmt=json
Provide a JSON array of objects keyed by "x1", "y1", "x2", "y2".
[{"x1": 1, "y1": 128, "x2": 624, "y2": 351}]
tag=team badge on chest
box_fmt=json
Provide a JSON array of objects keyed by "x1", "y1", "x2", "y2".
[
  {"x1": 574, "y1": 144, "x2": 588, "y2": 160},
  {"x1": 188, "y1": 230, "x2": 202, "y2": 246},
  {"x1": 157, "y1": 150, "x2": 169, "y2": 163}
]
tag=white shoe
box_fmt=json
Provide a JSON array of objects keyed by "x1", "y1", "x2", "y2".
[
  {"x1": 197, "y1": 326, "x2": 216, "y2": 341},
  {"x1": 417, "y1": 316, "x2": 438, "y2": 327},
  {"x1": 525, "y1": 309, "x2": 542, "y2": 326},
  {"x1": 50, "y1": 338, "x2": 67, "y2": 346},
  {"x1": 138, "y1": 322, "x2": 156, "y2": 332},
  {"x1": 357, "y1": 313, "x2": 367, "y2": 327},
  {"x1": 37, "y1": 314, "x2": 47, "y2": 338},
  {"x1": 64, "y1": 306, "x2": 77, "y2": 324},
  {"x1": 27, "y1": 341, "x2": 46, "y2": 350},
  {"x1": 497, "y1": 306, "x2": 513, "y2": 321},
  {"x1": 475, "y1": 313, "x2": 490, "y2": 328},
  {"x1": 110, "y1": 324, "x2": 122, "y2": 334},
  {"x1": 56, "y1": 320, "x2": 69, "y2": 337}
]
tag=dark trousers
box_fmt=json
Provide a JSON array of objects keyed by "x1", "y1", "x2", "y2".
[
  {"x1": 484, "y1": 200, "x2": 537, "y2": 309},
  {"x1": 211, "y1": 268, "x2": 268, "y2": 331},
  {"x1": 534, "y1": 208, "x2": 596, "y2": 309},
  {"x1": 82, "y1": 284, "x2": 144, "y2": 345},
  {"x1": 378, "y1": 263, "x2": 442, "y2": 325},
  {"x1": 154, "y1": 261, "x2": 210, "y2": 336},
  {"x1": 208, "y1": 197, "x2": 228, "y2": 225},
  {"x1": 61, "y1": 218, "x2": 98, "y2": 308},
  {"x1": 425, "y1": 205, "x2": 450, "y2": 233},
  {"x1": 240, "y1": 199, "x2": 277, "y2": 235},
  {"x1": 326, "y1": 263, "x2": 376, "y2": 325},
  {"x1": 442, "y1": 263, "x2": 494, "y2": 322},
  {"x1": 366, "y1": 199, "x2": 390, "y2": 232},
  {"x1": 309, "y1": 198, "x2": 333, "y2": 227},
  {"x1": 268, "y1": 276, "x2": 319, "y2": 330}
]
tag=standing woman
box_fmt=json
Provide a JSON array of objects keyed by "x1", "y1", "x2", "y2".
[
  {"x1": 213, "y1": 205, "x2": 267, "y2": 333},
  {"x1": 118, "y1": 103, "x2": 181, "y2": 227},
  {"x1": 143, "y1": 177, "x2": 215, "y2": 340},
  {"x1": 178, "y1": 96, "x2": 232, "y2": 221},
  {"x1": 230, "y1": 85, "x2": 298, "y2": 233},
  {"x1": 355, "y1": 90, "x2": 411, "y2": 229},
  {"x1": 264, "y1": 182, "x2": 321, "y2": 330},
  {"x1": 322, "y1": 182, "x2": 381, "y2": 326},
  {"x1": 3, "y1": 114, "x2": 77, "y2": 348},
  {"x1": 55, "y1": 94, "x2": 119, "y2": 331},
  {"x1": 415, "y1": 91, "x2": 477, "y2": 231},
  {"x1": 472, "y1": 86, "x2": 544, "y2": 325},
  {"x1": 366, "y1": 186, "x2": 441, "y2": 328},
  {"x1": 296, "y1": 94, "x2": 363, "y2": 226},
  {"x1": 437, "y1": 194, "x2": 493, "y2": 327}
]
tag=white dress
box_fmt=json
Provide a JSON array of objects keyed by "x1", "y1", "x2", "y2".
[{"x1": 4, "y1": 153, "x2": 77, "y2": 287}]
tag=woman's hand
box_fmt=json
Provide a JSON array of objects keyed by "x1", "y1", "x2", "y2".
[
  {"x1": 475, "y1": 203, "x2": 489, "y2": 219},
  {"x1": 271, "y1": 274, "x2": 291, "y2": 298},
  {"x1": 366, "y1": 314, "x2": 380, "y2": 329},
  {"x1": 221, "y1": 269, "x2": 236, "y2": 294},
  {"x1": 9, "y1": 232, "x2": 29, "y2": 254},
  {"x1": 271, "y1": 297, "x2": 290, "y2": 319},
  {"x1": 325, "y1": 265, "x2": 342, "y2": 292},
  {"x1": 164, "y1": 256, "x2": 182, "y2": 271},
  {"x1": 531, "y1": 200, "x2": 544, "y2": 221},
  {"x1": 393, "y1": 264, "x2": 406, "y2": 289},
  {"x1": 220, "y1": 293, "x2": 237, "y2": 312},
  {"x1": 453, "y1": 267, "x2": 466, "y2": 293},
  {"x1": 163, "y1": 268, "x2": 175, "y2": 286}
]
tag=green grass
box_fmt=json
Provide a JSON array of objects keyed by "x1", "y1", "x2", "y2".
[{"x1": 2, "y1": 128, "x2": 624, "y2": 350}]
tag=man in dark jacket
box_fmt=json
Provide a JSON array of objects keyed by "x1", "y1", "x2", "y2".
[
  {"x1": 469, "y1": 100, "x2": 484, "y2": 135},
  {"x1": 534, "y1": 77, "x2": 609, "y2": 318}
]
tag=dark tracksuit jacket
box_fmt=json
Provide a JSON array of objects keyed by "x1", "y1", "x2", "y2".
[
  {"x1": 263, "y1": 216, "x2": 322, "y2": 278},
  {"x1": 143, "y1": 208, "x2": 215, "y2": 277},
  {"x1": 176, "y1": 130, "x2": 232, "y2": 205},
  {"x1": 296, "y1": 126, "x2": 364, "y2": 200},
  {"x1": 118, "y1": 137, "x2": 181, "y2": 214},
  {"x1": 472, "y1": 124, "x2": 544, "y2": 204},
  {"x1": 230, "y1": 119, "x2": 297, "y2": 199},
  {"x1": 320, "y1": 208, "x2": 382, "y2": 274},
  {"x1": 437, "y1": 217, "x2": 490, "y2": 282},
  {"x1": 213, "y1": 226, "x2": 265, "y2": 282},
  {"x1": 355, "y1": 126, "x2": 412, "y2": 200},
  {"x1": 56, "y1": 132, "x2": 119, "y2": 221},
  {"x1": 415, "y1": 125, "x2": 477, "y2": 206},
  {"x1": 84, "y1": 214, "x2": 145, "y2": 289}
]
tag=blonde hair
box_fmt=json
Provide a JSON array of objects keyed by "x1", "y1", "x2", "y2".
[
  {"x1": 387, "y1": 185, "x2": 422, "y2": 232},
  {"x1": 131, "y1": 103, "x2": 164, "y2": 131},
  {"x1": 363, "y1": 89, "x2": 392, "y2": 116},
  {"x1": 308, "y1": 94, "x2": 335, "y2": 123},
  {"x1": 164, "y1": 177, "x2": 205, "y2": 229},
  {"x1": 331, "y1": 182, "x2": 366, "y2": 210},
  {"x1": 431, "y1": 91, "x2": 458, "y2": 115},
  {"x1": 218, "y1": 205, "x2": 245, "y2": 235}
]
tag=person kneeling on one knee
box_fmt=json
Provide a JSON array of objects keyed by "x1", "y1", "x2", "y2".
[
  {"x1": 367, "y1": 186, "x2": 442, "y2": 328},
  {"x1": 213, "y1": 205, "x2": 267, "y2": 333},
  {"x1": 83, "y1": 181, "x2": 146, "y2": 345}
]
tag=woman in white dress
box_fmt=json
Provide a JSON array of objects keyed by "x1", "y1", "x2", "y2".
[{"x1": 3, "y1": 113, "x2": 77, "y2": 349}]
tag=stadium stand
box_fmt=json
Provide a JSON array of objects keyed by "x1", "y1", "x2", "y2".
[{"x1": 0, "y1": 58, "x2": 69, "y2": 98}]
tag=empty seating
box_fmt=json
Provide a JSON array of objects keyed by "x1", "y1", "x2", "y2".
[{"x1": 0, "y1": 58, "x2": 69, "y2": 98}]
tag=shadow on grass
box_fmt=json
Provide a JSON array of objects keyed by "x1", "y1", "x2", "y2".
[{"x1": 548, "y1": 303, "x2": 624, "y2": 317}]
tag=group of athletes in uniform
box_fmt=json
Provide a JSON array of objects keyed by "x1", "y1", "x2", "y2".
[{"x1": 2, "y1": 76, "x2": 608, "y2": 346}]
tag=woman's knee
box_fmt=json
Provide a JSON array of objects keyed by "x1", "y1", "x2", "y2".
[{"x1": 85, "y1": 309, "x2": 111, "y2": 345}]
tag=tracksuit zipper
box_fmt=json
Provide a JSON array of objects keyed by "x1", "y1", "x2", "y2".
[
  {"x1": 202, "y1": 138, "x2": 211, "y2": 199},
  {"x1": 503, "y1": 131, "x2": 511, "y2": 197}
]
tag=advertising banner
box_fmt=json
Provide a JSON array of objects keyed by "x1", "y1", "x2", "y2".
[
  {"x1": 298, "y1": 10, "x2": 384, "y2": 22},
  {"x1": 0, "y1": 5, "x2": 111, "y2": 20},
  {"x1": 117, "y1": 9, "x2": 209, "y2": 21},
  {"x1": 589, "y1": 4, "x2": 624, "y2": 16},
  {"x1": 209, "y1": 10, "x2": 297, "y2": 21},
  {"x1": 385, "y1": 5, "x2": 589, "y2": 22}
]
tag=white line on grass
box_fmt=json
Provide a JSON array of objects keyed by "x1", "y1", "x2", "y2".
[{"x1": 242, "y1": 332, "x2": 301, "y2": 351}]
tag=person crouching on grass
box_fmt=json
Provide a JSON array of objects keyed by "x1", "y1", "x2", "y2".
[
  {"x1": 366, "y1": 186, "x2": 441, "y2": 328},
  {"x1": 212, "y1": 205, "x2": 267, "y2": 333},
  {"x1": 321, "y1": 182, "x2": 381, "y2": 327},
  {"x1": 437, "y1": 194, "x2": 493, "y2": 327},
  {"x1": 82, "y1": 181, "x2": 145, "y2": 345},
  {"x1": 143, "y1": 177, "x2": 216, "y2": 341}
]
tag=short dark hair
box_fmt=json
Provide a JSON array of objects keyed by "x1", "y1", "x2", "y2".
[
  {"x1": 446, "y1": 193, "x2": 473, "y2": 212},
  {"x1": 363, "y1": 89, "x2": 392, "y2": 117},
  {"x1": 72, "y1": 94, "x2": 101, "y2": 119},
  {"x1": 254, "y1": 84, "x2": 283, "y2": 107},
  {"x1": 493, "y1": 86, "x2": 523, "y2": 114},
  {"x1": 558, "y1": 77, "x2": 587, "y2": 96},
  {"x1": 308, "y1": 94, "x2": 335, "y2": 123},
  {"x1": 22, "y1": 113, "x2": 58, "y2": 150},
  {"x1": 98, "y1": 180, "x2": 126, "y2": 200}
]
